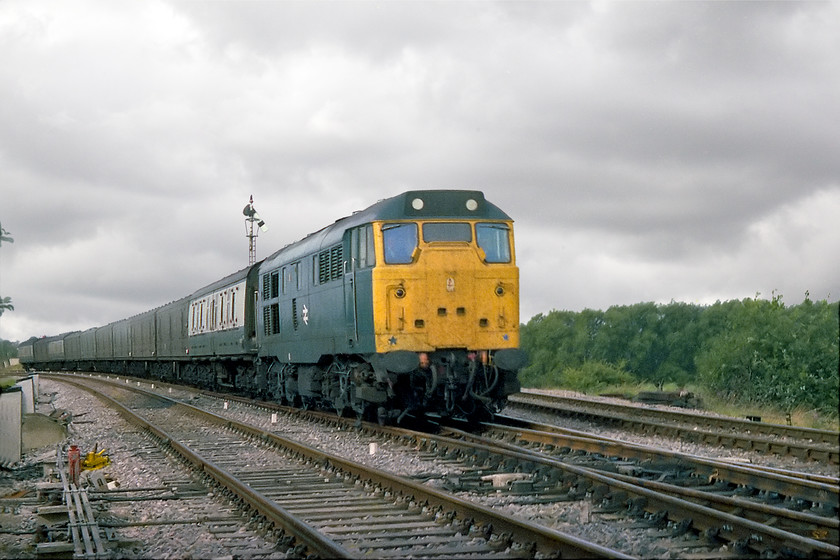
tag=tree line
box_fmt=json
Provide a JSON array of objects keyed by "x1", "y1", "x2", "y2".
[{"x1": 519, "y1": 294, "x2": 839, "y2": 417}]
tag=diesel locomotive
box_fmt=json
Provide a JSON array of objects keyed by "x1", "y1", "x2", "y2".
[{"x1": 19, "y1": 190, "x2": 526, "y2": 423}]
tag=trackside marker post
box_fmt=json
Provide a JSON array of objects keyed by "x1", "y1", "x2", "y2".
[{"x1": 68, "y1": 445, "x2": 80, "y2": 487}]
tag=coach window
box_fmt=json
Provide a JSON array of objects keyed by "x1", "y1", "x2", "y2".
[
  {"x1": 476, "y1": 223, "x2": 511, "y2": 263},
  {"x1": 382, "y1": 223, "x2": 417, "y2": 264}
]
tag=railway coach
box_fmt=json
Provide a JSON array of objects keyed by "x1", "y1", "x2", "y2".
[{"x1": 20, "y1": 190, "x2": 526, "y2": 424}]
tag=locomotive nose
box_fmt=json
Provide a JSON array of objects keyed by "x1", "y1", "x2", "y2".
[
  {"x1": 394, "y1": 244, "x2": 478, "y2": 350},
  {"x1": 378, "y1": 243, "x2": 518, "y2": 354}
]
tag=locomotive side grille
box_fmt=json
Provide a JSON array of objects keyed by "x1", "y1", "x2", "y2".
[
  {"x1": 318, "y1": 251, "x2": 328, "y2": 283},
  {"x1": 270, "y1": 272, "x2": 279, "y2": 298},
  {"x1": 270, "y1": 303, "x2": 280, "y2": 335},
  {"x1": 263, "y1": 306, "x2": 271, "y2": 336},
  {"x1": 263, "y1": 304, "x2": 280, "y2": 336},
  {"x1": 330, "y1": 245, "x2": 343, "y2": 279},
  {"x1": 292, "y1": 298, "x2": 299, "y2": 330},
  {"x1": 262, "y1": 272, "x2": 280, "y2": 299},
  {"x1": 317, "y1": 244, "x2": 344, "y2": 284},
  {"x1": 262, "y1": 274, "x2": 271, "y2": 299}
]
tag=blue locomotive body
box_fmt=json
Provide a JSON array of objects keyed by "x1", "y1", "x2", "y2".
[{"x1": 20, "y1": 190, "x2": 525, "y2": 423}]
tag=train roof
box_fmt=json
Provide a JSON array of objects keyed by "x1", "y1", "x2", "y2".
[
  {"x1": 186, "y1": 263, "x2": 259, "y2": 300},
  {"x1": 262, "y1": 190, "x2": 511, "y2": 268},
  {"x1": 356, "y1": 190, "x2": 512, "y2": 222}
]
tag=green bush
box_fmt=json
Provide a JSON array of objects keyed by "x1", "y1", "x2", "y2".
[
  {"x1": 520, "y1": 296, "x2": 839, "y2": 420},
  {"x1": 561, "y1": 361, "x2": 636, "y2": 394},
  {"x1": 696, "y1": 297, "x2": 839, "y2": 416}
]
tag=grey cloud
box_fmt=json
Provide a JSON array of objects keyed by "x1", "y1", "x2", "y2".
[{"x1": 1, "y1": 0, "x2": 838, "y2": 342}]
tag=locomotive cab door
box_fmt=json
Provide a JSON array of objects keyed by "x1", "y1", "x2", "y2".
[
  {"x1": 343, "y1": 225, "x2": 376, "y2": 352},
  {"x1": 343, "y1": 230, "x2": 358, "y2": 348}
]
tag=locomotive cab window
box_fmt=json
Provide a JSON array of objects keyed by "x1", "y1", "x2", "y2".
[
  {"x1": 422, "y1": 222, "x2": 472, "y2": 243},
  {"x1": 382, "y1": 223, "x2": 418, "y2": 264},
  {"x1": 476, "y1": 223, "x2": 512, "y2": 263},
  {"x1": 350, "y1": 224, "x2": 376, "y2": 269}
]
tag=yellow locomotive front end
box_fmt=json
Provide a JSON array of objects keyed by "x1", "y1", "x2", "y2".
[
  {"x1": 364, "y1": 191, "x2": 525, "y2": 421},
  {"x1": 371, "y1": 219, "x2": 519, "y2": 354}
]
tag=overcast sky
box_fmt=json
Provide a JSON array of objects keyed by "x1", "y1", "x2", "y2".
[{"x1": 1, "y1": 1, "x2": 838, "y2": 343}]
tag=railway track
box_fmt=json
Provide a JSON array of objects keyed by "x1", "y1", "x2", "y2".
[
  {"x1": 509, "y1": 390, "x2": 840, "y2": 465},
  {"x1": 47, "y1": 373, "x2": 840, "y2": 558},
  {"x1": 446, "y1": 421, "x2": 839, "y2": 546},
  {"x1": 5, "y1": 391, "x2": 284, "y2": 558},
  {"x1": 45, "y1": 374, "x2": 628, "y2": 559},
  {"x1": 182, "y1": 385, "x2": 840, "y2": 557},
  {"x1": 486, "y1": 415, "x2": 839, "y2": 504}
]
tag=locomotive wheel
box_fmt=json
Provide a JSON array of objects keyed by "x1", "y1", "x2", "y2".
[
  {"x1": 334, "y1": 392, "x2": 349, "y2": 416},
  {"x1": 327, "y1": 361, "x2": 352, "y2": 417},
  {"x1": 265, "y1": 361, "x2": 282, "y2": 402}
]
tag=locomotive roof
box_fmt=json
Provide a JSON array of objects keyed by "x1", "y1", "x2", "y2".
[
  {"x1": 358, "y1": 190, "x2": 512, "y2": 222},
  {"x1": 262, "y1": 190, "x2": 511, "y2": 268}
]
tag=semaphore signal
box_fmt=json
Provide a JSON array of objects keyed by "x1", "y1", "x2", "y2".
[{"x1": 243, "y1": 195, "x2": 268, "y2": 265}]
